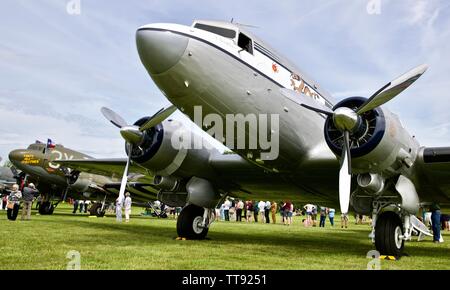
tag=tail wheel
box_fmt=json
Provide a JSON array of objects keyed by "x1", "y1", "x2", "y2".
[
  {"x1": 177, "y1": 204, "x2": 208, "y2": 240},
  {"x1": 38, "y1": 202, "x2": 54, "y2": 215},
  {"x1": 375, "y1": 211, "x2": 404, "y2": 257},
  {"x1": 89, "y1": 203, "x2": 105, "y2": 217}
]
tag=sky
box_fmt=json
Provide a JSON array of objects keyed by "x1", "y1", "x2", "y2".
[{"x1": 1, "y1": 0, "x2": 450, "y2": 162}]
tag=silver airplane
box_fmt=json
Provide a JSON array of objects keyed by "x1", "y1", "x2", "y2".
[
  {"x1": 0, "y1": 157, "x2": 19, "y2": 192},
  {"x1": 59, "y1": 20, "x2": 450, "y2": 257}
]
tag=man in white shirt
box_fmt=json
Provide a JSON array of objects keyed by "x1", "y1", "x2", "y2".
[
  {"x1": 116, "y1": 195, "x2": 124, "y2": 222},
  {"x1": 258, "y1": 201, "x2": 266, "y2": 223},
  {"x1": 223, "y1": 199, "x2": 231, "y2": 221},
  {"x1": 124, "y1": 192, "x2": 132, "y2": 223}
]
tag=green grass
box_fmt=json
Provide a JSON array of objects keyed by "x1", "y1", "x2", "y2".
[{"x1": 0, "y1": 204, "x2": 449, "y2": 270}]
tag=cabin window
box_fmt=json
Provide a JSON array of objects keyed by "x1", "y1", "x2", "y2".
[
  {"x1": 238, "y1": 33, "x2": 253, "y2": 54},
  {"x1": 194, "y1": 23, "x2": 236, "y2": 39}
]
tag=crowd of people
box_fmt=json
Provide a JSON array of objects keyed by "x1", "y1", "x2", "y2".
[
  {"x1": 70, "y1": 199, "x2": 91, "y2": 214},
  {"x1": 0, "y1": 183, "x2": 39, "y2": 221},
  {"x1": 214, "y1": 198, "x2": 450, "y2": 241},
  {"x1": 216, "y1": 199, "x2": 344, "y2": 228},
  {"x1": 2, "y1": 184, "x2": 449, "y2": 243}
]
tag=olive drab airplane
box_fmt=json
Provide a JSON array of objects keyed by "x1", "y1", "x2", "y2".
[
  {"x1": 8, "y1": 141, "x2": 159, "y2": 216},
  {"x1": 57, "y1": 20, "x2": 450, "y2": 257}
]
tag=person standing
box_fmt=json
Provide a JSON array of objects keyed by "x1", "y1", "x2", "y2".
[
  {"x1": 311, "y1": 205, "x2": 318, "y2": 227},
  {"x1": 258, "y1": 200, "x2": 266, "y2": 223},
  {"x1": 124, "y1": 192, "x2": 132, "y2": 223},
  {"x1": 115, "y1": 195, "x2": 124, "y2": 222},
  {"x1": 304, "y1": 204, "x2": 315, "y2": 227},
  {"x1": 245, "y1": 200, "x2": 253, "y2": 222},
  {"x1": 341, "y1": 212, "x2": 349, "y2": 229},
  {"x1": 284, "y1": 200, "x2": 293, "y2": 226},
  {"x1": 72, "y1": 199, "x2": 79, "y2": 214},
  {"x1": 223, "y1": 199, "x2": 231, "y2": 221},
  {"x1": 264, "y1": 201, "x2": 271, "y2": 224},
  {"x1": 280, "y1": 201, "x2": 285, "y2": 224},
  {"x1": 328, "y1": 208, "x2": 336, "y2": 227},
  {"x1": 270, "y1": 201, "x2": 277, "y2": 224},
  {"x1": 7, "y1": 184, "x2": 22, "y2": 221},
  {"x1": 220, "y1": 203, "x2": 225, "y2": 221},
  {"x1": 2, "y1": 193, "x2": 8, "y2": 210},
  {"x1": 79, "y1": 200, "x2": 84, "y2": 213},
  {"x1": 430, "y1": 202, "x2": 442, "y2": 243},
  {"x1": 319, "y1": 206, "x2": 327, "y2": 228},
  {"x1": 229, "y1": 199, "x2": 236, "y2": 222},
  {"x1": 21, "y1": 183, "x2": 38, "y2": 221},
  {"x1": 253, "y1": 201, "x2": 259, "y2": 223},
  {"x1": 84, "y1": 200, "x2": 90, "y2": 213},
  {"x1": 236, "y1": 200, "x2": 244, "y2": 222}
]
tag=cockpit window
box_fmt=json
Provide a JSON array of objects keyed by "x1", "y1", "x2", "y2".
[
  {"x1": 194, "y1": 23, "x2": 236, "y2": 39},
  {"x1": 27, "y1": 144, "x2": 45, "y2": 151},
  {"x1": 238, "y1": 33, "x2": 253, "y2": 54}
]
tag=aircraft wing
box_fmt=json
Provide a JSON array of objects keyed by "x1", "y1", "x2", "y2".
[
  {"x1": 55, "y1": 158, "x2": 154, "y2": 183},
  {"x1": 0, "y1": 167, "x2": 17, "y2": 187},
  {"x1": 209, "y1": 151, "x2": 340, "y2": 206},
  {"x1": 414, "y1": 147, "x2": 450, "y2": 204}
]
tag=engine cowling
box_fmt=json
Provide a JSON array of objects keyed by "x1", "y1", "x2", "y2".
[
  {"x1": 157, "y1": 177, "x2": 221, "y2": 208},
  {"x1": 125, "y1": 118, "x2": 218, "y2": 180},
  {"x1": 69, "y1": 172, "x2": 90, "y2": 192},
  {"x1": 324, "y1": 97, "x2": 419, "y2": 175}
]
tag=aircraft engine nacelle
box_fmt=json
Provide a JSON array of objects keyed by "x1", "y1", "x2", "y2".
[
  {"x1": 324, "y1": 97, "x2": 419, "y2": 176},
  {"x1": 69, "y1": 173, "x2": 90, "y2": 192},
  {"x1": 125, "y1": 118, "x2": 217, "y2": 179},
  {"x1": 157, "y1": 177, "x2": 221, "y2": 208}
]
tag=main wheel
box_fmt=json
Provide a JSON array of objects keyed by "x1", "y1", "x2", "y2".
[
  {"x1": 375, "y1": 211, "x2": 404, "y2": 257},
  {"x1": 89, "y1": 203, "x2": 105, "y2": 217},
  {"x1": 39, "y1": 202, "x2": 54, "y2": 215},
  {"x1": 177, "y1": 204, "x2": 209, "y2": 240}
]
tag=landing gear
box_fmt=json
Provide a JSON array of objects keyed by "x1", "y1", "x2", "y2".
[
  {"x1": 39, "y1": 201, "x2": 55, "y2": 215},
  {"x1": 375, "y1": 211, "x2": 404, "y2": 257},
  {"x1": 177, "y1": 204, "x2": 214, "y2": 240},
  {"x1": 89, "y1": 203, "x2": 105, "y2": 217}
]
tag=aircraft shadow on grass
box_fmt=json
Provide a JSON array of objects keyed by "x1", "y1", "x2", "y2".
[{"x1": 40, "y1": 216, "x2": 450, "y2": 260}]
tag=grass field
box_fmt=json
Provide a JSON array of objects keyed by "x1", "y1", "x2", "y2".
[{"x1": 0, "y1": 204, "x2": 449, "y2": 270}]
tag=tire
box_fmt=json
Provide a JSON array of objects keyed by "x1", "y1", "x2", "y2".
[
  {"x1": 89, "y1": 203, "x2": 105, "y2": 217},
  {"x1": 39, "y1": 202, "x2": 54, "y2": 215},
  {"x1": 375, "y1": 211, "x2": 404, "y2": 257},
  {"x1": 177, "y1": 204, "x2": 209, "y2": 240}
]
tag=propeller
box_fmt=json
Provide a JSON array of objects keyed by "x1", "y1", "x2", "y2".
[
  {"x1": 283, "y1": 64, "x2": 428, "y2": 214},
  {"x1": 101, "y1": 105, "x2": 176, "y2": 202}
]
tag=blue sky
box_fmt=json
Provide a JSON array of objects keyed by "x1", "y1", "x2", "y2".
[{"x1": 1, "y1": 0, "x2": 450, "y2": 161}]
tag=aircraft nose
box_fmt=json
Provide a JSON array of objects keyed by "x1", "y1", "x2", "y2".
[
  {"x1": 8, "y1": 149, "x2": 24, "y2": 164},
  {"x1": 136, "y1": 28, "x2": 189, "y2": 75}
]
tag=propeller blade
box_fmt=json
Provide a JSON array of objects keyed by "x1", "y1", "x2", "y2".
[
  {"x1": 356, "y1": 64, "x2": 428, "y2": 115},
  {"x1": 301, "y1": 104, "x2": 334, "y2": 116},
  {"x1": 118, "y1": 147, "x2": 131, "y2": 202},
  {"x1": 339, "y1": 131, "x2": 352, "y2": 214},
  {"x1": 139, "y1": 105, "x2": 177, "y2": 132},
  {"x1": 101, "y1": 107, "x2": 129, "y2": 128},
  {"x1": 280, "y1": 88, "x2": 334, "y2": 115}
]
